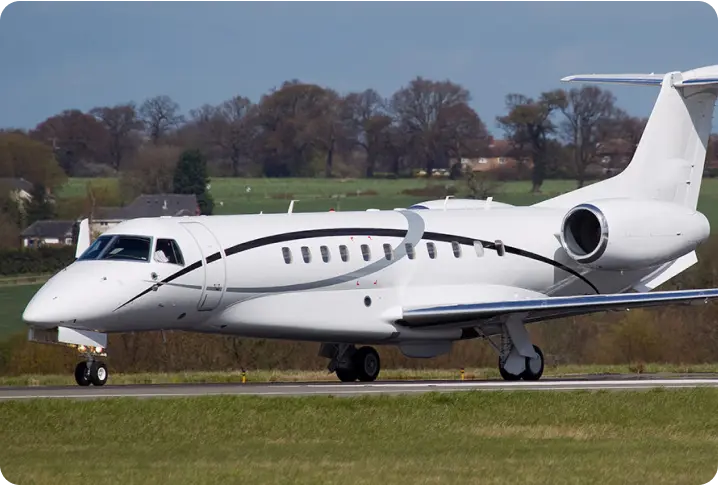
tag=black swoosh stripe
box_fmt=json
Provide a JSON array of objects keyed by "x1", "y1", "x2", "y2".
[
  {"x1": 116, "y1": 227, "x2": 597, "y2": 310},
  {"x1": 114, "y1": 260, "x2": 203, "y2": 311},
  {"x1": 423, "y1": 231, "x2": 599, "y2": 294}
]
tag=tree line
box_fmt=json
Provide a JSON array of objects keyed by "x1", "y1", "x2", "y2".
[{"x1": 2, "y1": 75, "x2": 678, "y2": 194}]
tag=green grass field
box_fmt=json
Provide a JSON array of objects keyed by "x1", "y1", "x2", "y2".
[
  {"x1": 1, "y1": 389, "x2": 717, "y2": 485},
  {"x1": 0, "y1": 284, "x2": 40, "y2": 339}
]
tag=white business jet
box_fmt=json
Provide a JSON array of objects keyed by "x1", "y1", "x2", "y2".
[{"x1": 23, "y1": 65, "x2": 718, "y2": 387}]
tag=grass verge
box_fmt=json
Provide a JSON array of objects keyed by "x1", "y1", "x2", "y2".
[
  {"x1": 1, "y1": 389, "x2": 718, "y2": 484},
  {"x1": 4, "y1": 363, "x2": 718, "y2": 387}
]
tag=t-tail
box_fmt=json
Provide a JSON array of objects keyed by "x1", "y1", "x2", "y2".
[{"x1": 537, "y1": 65, "x2": 718, "y2": 210}]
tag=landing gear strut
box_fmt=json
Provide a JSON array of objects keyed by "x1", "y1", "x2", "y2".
[
  {"x1": 319, "y1": 344, "x2": 381, "y2": 382},
  {"x1": 494, "y1": 313, "x2": 545, "y2": 381}
]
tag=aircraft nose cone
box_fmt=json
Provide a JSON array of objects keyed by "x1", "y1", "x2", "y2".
[
  {"x1": 22, "y1": 268, "x2": 119, "y2": 328},
  {"x1": 22, "y1": 289, "x2": 72, "y2": 328}
]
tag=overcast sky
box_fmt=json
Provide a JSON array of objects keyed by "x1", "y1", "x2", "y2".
[{"x1": 0, "y1": 2, "x2": 716, "y2": 135}]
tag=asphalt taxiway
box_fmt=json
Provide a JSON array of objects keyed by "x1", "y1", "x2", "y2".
[{"x1": 1, "y1": 375, "x2": 718, "y2": 400}]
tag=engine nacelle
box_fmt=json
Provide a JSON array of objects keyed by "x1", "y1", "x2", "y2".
[{"x1": 559, "y1": 199, "x2": 710, "y2": 271}]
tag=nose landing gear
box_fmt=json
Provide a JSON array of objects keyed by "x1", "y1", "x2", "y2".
[{"x1": 74, "y1": 360, "x2": 108, "y2": 387}]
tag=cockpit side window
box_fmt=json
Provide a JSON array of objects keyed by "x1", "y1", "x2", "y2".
[
  {"x1": 154, "y1": 239, "x2": 184, "y2": 265},
  {"x1": 101, "y1": 236, "x2": 152, "y2": 262},
  {"x1": 78, "y1": 235, "x2": 113, "y2": 261}
]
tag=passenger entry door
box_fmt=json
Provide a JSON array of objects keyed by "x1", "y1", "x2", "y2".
[{"x1": 180, "y1": 221, "x2": 226, "y2": 311}]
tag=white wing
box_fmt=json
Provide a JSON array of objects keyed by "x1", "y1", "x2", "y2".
[{"x1": 401, "y1": 288, "x2": 718, "y2": 328}]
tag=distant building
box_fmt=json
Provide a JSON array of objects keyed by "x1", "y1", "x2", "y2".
[
  {"x1": 91, "y1": 194, "x2": 199, "y2": 235},
  {"x1": 455, "y1": 139, "x2": 534, "y2": 174},
  {"x1": 20, "y1": 220, "x2": 75, "y2": 248}
]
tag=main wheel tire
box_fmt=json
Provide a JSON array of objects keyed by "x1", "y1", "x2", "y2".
[
  {"x1": 520, "y1": 345, "x2": 544, "y2": 381},
  {"x1": 74, "y1": 362, "x2": 91, "y2": 387},
  {"x1": 498, "y1": 358, "x2": 521, "y2": 381},
  {"x1": 354, "y1": 346, "x2": 380, "y2": 382},
  {"x1": 89, "y1": 361, "x2": 108, "y2": 387},
  {"x1": 336, "y1": 367, "x2": 358, "y2": 382}
]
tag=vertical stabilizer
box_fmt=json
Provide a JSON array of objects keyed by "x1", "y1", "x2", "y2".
[{"x1": 537, "y1": 66, "x2": 718, "y2": 210}]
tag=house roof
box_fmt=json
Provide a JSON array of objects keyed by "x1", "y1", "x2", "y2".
[
  {"x1": 488, "y1": 139, "x2": 514, "y2": 158},
  {"x1": 96, "y1": 194, "x2": 199, "y2": 221},
  {"x1": 0, "y1": 177, "x2": 33, "y2": 193},
  {"x1": 21, "y1": 220, "x2": 74, "y2": 239}
]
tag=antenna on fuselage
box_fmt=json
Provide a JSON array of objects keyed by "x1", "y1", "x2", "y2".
[
  {"x1": 485, "y1": 197, "x2": 493, "y2": 210},
  {"x1": 288, "y1": 200, "x2": 298, "y2": 213},
  {"x1": 443, "y1": 195, "x2": 454, "y2": 211}
]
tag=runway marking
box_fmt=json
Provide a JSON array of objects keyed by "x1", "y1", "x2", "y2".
[{"x1": 1, "y1": 378, "x2": 718, "y2": 400}]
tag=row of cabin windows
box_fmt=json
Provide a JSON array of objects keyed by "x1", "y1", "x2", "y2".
[{"x1": 280, "y1": 240, "x2": 505, "y2": 264}]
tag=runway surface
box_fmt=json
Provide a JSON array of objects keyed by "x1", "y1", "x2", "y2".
[{"x1": 2, "y1": 375, "x2": 718, "y2": 400}]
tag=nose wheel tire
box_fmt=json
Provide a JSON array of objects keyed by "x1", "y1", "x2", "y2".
[
  {"x1": 74, "y1": 361, "x2": 108, "y2": 387},
  {"x1": 74, "y1": 362, "x2": 91, "y2": 387},
  {"x1": 90, "y1": 362, "x2": 108, "y2": 386}
]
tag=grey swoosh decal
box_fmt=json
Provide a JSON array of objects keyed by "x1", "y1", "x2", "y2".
[{"x1": 225, "y1": 210, "x2": 425, "y2": 293}]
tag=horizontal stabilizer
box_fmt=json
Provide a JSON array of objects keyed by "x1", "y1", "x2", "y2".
[
  {"x1": 401, "y1": 288, "x2": 718, "y2": 327},
  {"x1": 563, "y1": 68, "x2": 718, "y2": 88},
  {"x1": 633, "y1": 251, "x2": 698, "y2": 293},
  {"x1": 561, "y1": 73, "x2": 664, "y2": 86}
]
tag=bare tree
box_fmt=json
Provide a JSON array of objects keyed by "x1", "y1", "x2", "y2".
[
  {"x1": 90, "y1": 103, "x2": 143, "y2": 171},
  {"x1": 559, "y1": 86, "x2": 617, "y2": 187},
  {"x1": 139, "y1": 95, "x2": 184, "y2": 144},
  {"x1": 30, "y1": 110, "x2": 108, "y2": 175},
  {"x1": 391, "y1": 77, "x2": 488, "y2": 176},
  {"x1": 343, "y1": 89, "x2": 390, "y2": 177},
  {"x1": 215, "y1": 96, "x2": 254, "y2": 176},
  {"x1": 497, "y1": 90, "x2": 566, "y2": 192}
]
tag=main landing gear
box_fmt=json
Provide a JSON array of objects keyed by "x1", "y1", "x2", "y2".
[
  {"x1": 493, "y1": 313, "x2": 545, "y2": 381},
  {"x1": 319, "y1": 344, "x2": 381, "y2": 382}
]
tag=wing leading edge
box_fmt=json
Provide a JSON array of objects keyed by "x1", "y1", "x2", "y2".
[{"x1": 401, "y1": 288, "x2": 718, "y2": 327}]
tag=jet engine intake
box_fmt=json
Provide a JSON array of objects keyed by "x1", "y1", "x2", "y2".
[{"x1": 560, "y1": 199, "x2": 710, "y2": 271}]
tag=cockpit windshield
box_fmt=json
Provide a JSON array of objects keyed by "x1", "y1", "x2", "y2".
[{"x1": 78, "y1": 235, "x2": 152, "y2": 262}]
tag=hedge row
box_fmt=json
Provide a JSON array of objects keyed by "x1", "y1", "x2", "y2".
[{"x1": 0, "y1": 246, "x2": 76, "y2": 276}]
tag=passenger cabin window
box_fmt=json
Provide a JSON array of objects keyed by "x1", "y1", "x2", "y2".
[
  {"x1": 426, "y1": 242, "x2": 437, "y2": 259},
  {"x1": 339, "y1": 245, "x2": 350, "y2": 262},
  {"x1": 452, "y1": 241, "x2": 462, "y2": 259},
  {"x1": 101, "y1": 236, "x2": 151, "y2": 262},
  {"x1": 383, "y1": 243, "x2": 393, "y2": 261},
  {"x1": 301, "y1": 246, "x2": 312, "y2": 263},
  {"x1": 405, "y1": 243, "x2": 415, "y2": 260},
  {"x1": 320, "y1": 245, "x2": 331, "y2": 263},
  {"x1": 474, "y1": 241, "x2": 485, "y2": 258},
  {"x1": 361, "y1": 244, "x2": 371, "y2": 262},
  {"x1": 154, "y1": 239, "x2": 184, "y2": 265},
  {"x1": 282, "y1": 247, "x2": 292, "y2": 264}
]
